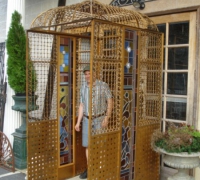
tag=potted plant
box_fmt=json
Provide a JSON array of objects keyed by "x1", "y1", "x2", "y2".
[
  {"x1": 6, "y1": 10, "x2": 37, "y2": 112},
  {"x1": 6, "y1": 10, "x2": 26, "y2": 95},
  {"x1": 151, "y1": 123, "x2": 200, "y2": 180},
  {"x1": 6, "y1": 10, "x2": 38, "y2": 169}
]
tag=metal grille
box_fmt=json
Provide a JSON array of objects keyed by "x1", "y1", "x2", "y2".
[
  {"x1": 31, "y1": 1, "x2": 157, "y2": 31},
  {"x1": 75, "y1": 37, "x2": 90, "y2": 175},
  {"x1": 135, "y1": 31, "x2": 163, "y2": 180},
  {"x1": 27, "y1": 32, "x2": 58, "y2": 180},
  {"x1": 0, "y1": 42, "x2": 6, "y2": 132},
  {"x1": 0, "y1": 131, "x2": 15, "y2": 172},
  {"x1": 88, "y1": 20, "x2": 123, "y2": 180}
]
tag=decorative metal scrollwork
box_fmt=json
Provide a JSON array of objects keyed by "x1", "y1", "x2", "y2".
[
  {"x1": 0, "y1": 131, "x2": 15, "y2": 172},
  {"x1": 110, "y1": 0, "x2": 138, "y2": 7}
]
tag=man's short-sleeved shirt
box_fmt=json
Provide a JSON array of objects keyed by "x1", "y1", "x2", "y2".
[{"x1": 80, "y1": 80, "x2": 112, "y2": 116}]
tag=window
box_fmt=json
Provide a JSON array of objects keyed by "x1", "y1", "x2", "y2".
[{"x1": 151, "y1": 12, "x2": 196, "y2": 137}]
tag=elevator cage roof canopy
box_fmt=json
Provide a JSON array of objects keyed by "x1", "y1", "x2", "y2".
[{"x1": 30, "y1": 0, "x2": 158, "y2": 32}]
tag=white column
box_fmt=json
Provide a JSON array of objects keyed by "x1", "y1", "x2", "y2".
[{"x1": 4, "y1": 0, "x2": 25, "y2": 146}]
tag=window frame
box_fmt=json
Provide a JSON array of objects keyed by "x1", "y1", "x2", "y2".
[{"x1": 151, "y1": 12, "x2": 196, "y2": 128}]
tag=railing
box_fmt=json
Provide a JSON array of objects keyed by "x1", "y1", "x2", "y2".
[{"x1": 0, "y1": 42, "x2": 6, "y2": 132}]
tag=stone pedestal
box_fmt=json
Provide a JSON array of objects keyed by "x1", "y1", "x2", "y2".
[
  {"x1": 12, "y1": 112, "x2": 27, "y2": 169},
  {"x1": 11, "y1": 95, "x2": 38, "y2": 169}
]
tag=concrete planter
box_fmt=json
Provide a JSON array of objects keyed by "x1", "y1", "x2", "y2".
[
  {"x1": 156, "y1": 148, "x2": 200, "y2": 180},
  {"x1": 11, "y1": 94, "x2": 39, "y2": 169},
  {"x1": 12, "y1": 95, "x2": 38, "y2": 113}
]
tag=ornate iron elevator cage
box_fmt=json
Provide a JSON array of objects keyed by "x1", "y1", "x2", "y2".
[{"x1": 26, "y1": 1, "x2": 163, "y2": 180}]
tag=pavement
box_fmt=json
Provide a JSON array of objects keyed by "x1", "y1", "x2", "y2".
[
  {"x1": 66, "y1": 176, "x2": 82, "y2": 180},
  {"x1": 0, "y1": 167, "x2": 26, "y2": 180},
  {"x1": 0, "y1": 167, "x2": 166, "y2": 180},
  {"x1": 0, "y1": 167, "x2": 83, "y2": 180}
]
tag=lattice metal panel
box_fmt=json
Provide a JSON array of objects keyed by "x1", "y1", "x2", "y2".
[
  {"x1": 27, "y1": 32, "x2": 58, "y2": 180},
  {"x1": 75, "y1": 37, "x2": 90, "y2": 175},
  {"x1": 135, "y1": 31, "x2": 163, "y2": 180},
  {"x1": 64, "y1": 25, "x2": 92, "y2": 35},
  {"x1": 30, "y1": 1, "x2": 157, "y2": 32},
  {"x1": 87, "y1": 20, "x2": 123, "y2": 180}
]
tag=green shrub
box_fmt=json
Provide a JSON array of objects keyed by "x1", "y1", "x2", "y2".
[
  {"x1": 6, "y1": 11, "x2": 37, "y2": 94},
  {"x1": 6, "y1": 11, "x2": 26, "y2": 93},
  {"x1": 151, "y1": 123, "x2": 200, "y2": 154}
]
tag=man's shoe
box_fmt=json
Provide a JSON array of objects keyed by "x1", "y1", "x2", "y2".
[{"x1": 79, "y1": 169, "x2": 87, "y2": 179}]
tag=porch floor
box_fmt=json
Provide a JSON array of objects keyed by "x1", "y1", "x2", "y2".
[
  {"x1": 0, "y1": 167, "x2": 26, "y2": 180},
  {"x1": 66, "y1": 176, "x2": 167, "y2": 180},
  {"x1": 0, "y1": 167, "x2": 169, "y2": 180},
  {"x1": 66, "y1": 167, "x2": 171, "y2": 179}
]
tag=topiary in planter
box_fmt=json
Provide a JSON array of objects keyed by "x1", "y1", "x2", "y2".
[
  {"x1": 6, "y1": 10, "x2": 26, "y2": 94},
  {"x1": 6, "y1": 10, "x2": 37, "y2": 113}
]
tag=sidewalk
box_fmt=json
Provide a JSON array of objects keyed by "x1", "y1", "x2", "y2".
[
  {"x1": 0, "y1": 167, "x2": 26, "y2": 180},
  {"x1": 67, "y1": 176, "x2": 82, "y2": 180},
  {"x1": 0, "y1": 167, "x2": 166, "y2": 180},
  {"x1": 0, "y1": 167, "x2": 82, "y2": 180}
]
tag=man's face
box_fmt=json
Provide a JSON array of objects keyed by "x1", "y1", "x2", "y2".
[{"x1": 84, "y1": 71, "x2": 90, "y2": 84}]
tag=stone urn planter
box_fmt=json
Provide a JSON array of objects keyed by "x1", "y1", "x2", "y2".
[
  {"x1": 12, "y1": 94, "x2": 39, "y2": 169},
  {"x1": 156, "y1": 148, "x2": 200, "y2": 180},
  {"x1": 12, "y1": 95, "x2": 39, "y2": 133}
]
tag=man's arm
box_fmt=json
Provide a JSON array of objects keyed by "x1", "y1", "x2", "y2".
[
  {"x1": 75, "y1": 103, "x2": 84, "y2": 131},
  {"x1": 106, "y1": 98, "x2": 113, "y2": 117},
  {"x1": 102, "y1": 98, "x2": 113, "y2": 127}
]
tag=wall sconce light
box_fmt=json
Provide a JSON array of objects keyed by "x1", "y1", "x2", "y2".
[
  {"x1": 126, "y1": 46, "x2": 131, "y2": 69},
  {"x1": 133, "y1": 0, "x2": 145, "y2": 10}
]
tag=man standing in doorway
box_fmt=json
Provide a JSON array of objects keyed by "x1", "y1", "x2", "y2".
[{"x1": 75, "y1": 65, "x2": 113, "y2": 179}]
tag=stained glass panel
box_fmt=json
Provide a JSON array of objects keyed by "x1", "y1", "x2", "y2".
[
  {"x1": 59, "y1": 37, "x2": 72, "y2": 165},
  {"x1": 121, "y1": 90, "x2": 132, "y2": 177},
  {"x1": 121, "y1": 29, "x2": 136, "y2": 180}
]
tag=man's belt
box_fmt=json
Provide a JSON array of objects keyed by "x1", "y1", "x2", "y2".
[{"x1": 83, "y1": 113, "x2": 105, "y2": 119}]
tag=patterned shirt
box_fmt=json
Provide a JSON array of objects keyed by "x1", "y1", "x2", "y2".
[{"x1": 80, "y1": 80, "x2": 112, "y2": 116}]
